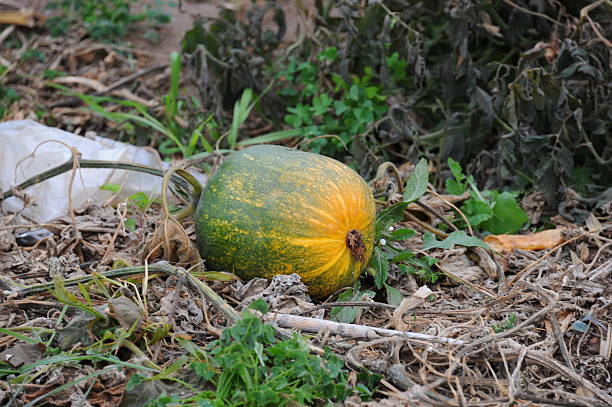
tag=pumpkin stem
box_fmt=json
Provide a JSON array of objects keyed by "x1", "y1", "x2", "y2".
[{"x1": 345, "y1": 230, "x2": 366, "y2": 263}]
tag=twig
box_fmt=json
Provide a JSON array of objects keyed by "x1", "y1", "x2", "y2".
[
  {"x1": 501, "y1": 0, "x2": 563, "y2": 26},
  {"x1": 514, "y1": 392, "x2": 594, "y2": 407},
  {"x1": 511, "y1": 349, "x2": 612, "y2": 406},
  {"x1": 14, "y1": 140, "x2": 83, "y2": 243},
  {"x1": 428, "y1": 187, "x2": 473, "y2": 236},
  {"x1": 106, "y1": 64, "x2": 168, "y2": 93},
  {"x1": 0, "y1": 262, "x2": 329, "y2": 358},
  {"x1": 348, "y1": 339, "x2": 455, "y2": 405},
  {"x1": 264, "y1": 312, "x2": 465, "y2": 345},
  {"x1": 580, "y1": 0, "x2": 612, "y2": 48},
  {"x1": 47, "y1": 64, "x2": 169, "y2": 108},
  {"x1": 404, "y1": 211, "x2": 448, "y2": 238},
  {"x1": 414, "y1": 199, "x2": 458, "y2": 232},
  {"x1": 1, "y1": 159, "x2": 190, "y2": 202},
  {"x1": 430, "y1": 300, "x2": 556, "y2": 388},
  {"x1": 549, "y1": 313, "x2": 575, "y2": 370},
  {"x1": 505, "y1": 231, "x2": 594, "y2": 289},
  {"x1": 297, "y1": 301, "x2": 396, "y2": 315},
  {"x1": 585, "y1": 241, "x2": 611, "y2": 276},
  {"x1": 98, "y1": 204, "x2": 128, "y2": 265}
]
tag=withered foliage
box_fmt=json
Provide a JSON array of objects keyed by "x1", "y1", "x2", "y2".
[{"x1": 184, "y1": 0, "x2": 611, "y2": 209}]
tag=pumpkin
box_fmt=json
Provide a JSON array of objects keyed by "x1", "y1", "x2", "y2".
[{"x1": 195, "y1": 145, "x2": 376, "y2": 298}]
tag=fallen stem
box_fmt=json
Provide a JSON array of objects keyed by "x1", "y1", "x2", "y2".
[
  {"x1": 265, "y1": 312, "x2": 464, "y2": 345},
  {"x1": 1, "y1": 159, "x2": 193, "y2": 203}
]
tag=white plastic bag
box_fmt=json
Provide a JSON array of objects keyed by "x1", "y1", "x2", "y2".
[{"x1": 0, "y1": 120, "x2": 164, "y2": 223}]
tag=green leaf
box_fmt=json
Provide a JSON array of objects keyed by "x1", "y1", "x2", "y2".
[
  {"x1": 480, "y1": 192, "x2": 528, "y2": 234},
  {"x1": 349, "y1": 84, "x2": 360, "y2": 100},
  {"x1": 403, "y1": 158, "x2": 429, "y2": 203},
  {"x1": 0, "y1": 328, "x2": 42, "y2": 344},
  {"x1": 126, "y1": 373, "x2": 146, "y2": 391},
  {"x1": 387, "y1": 228, "x2": 416, "y2": 241},
  {"x1": 331, "y1": 282, "x2": 374, "y2": 323},
  {"x1": 318, "y1": 46, "x2": 338, "y2": 62},
  {"x1": 384, "y1": 283, "x2": 404, "y2": 306},
  {"x1": 248, "y1": 298, "x2": 269, "y2": 314},
  {"x1": 369, "y1": 247, "x2": 390, "y2": 289},
  {"x1": 390, "y1": 251, "x2": 415, "y2": 263},
  {"x1": 422, "y1": 231, "x2": 491, "y2": 250},
  {"x1": 447, "y1": 157, "x2": 465, "y2": 182},
  {"x1": 128, "y1": 192, "x2": 153, "y2": 211},
  {"x1": 99, "y1": 183, "x2": 121, "y2": 194},
  {"x1": 445, "y1": 179, "x2": 464, "y2": 195},
  {"x1": 50, "y1": 276, "x2": 106, "y2": 319},
  {"x1": 165, "y1": 52, "x2": 181, "y2": 125},
  {"x1": 375, "y1": 202, "x2": 408, "y2": 239},
  {"x1": 200, "y1": 271, "x2": 240, "y2": 281},
  {"x1": 462, "y1": 197, "x2": 493, "y2": 226}
]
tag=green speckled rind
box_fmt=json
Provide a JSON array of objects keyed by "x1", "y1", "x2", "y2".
[{"x1": 195, "y1": 145, "x2": 375, "y2": 298}]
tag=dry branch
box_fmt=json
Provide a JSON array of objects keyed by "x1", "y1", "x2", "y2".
[{"x1": 264, "y1": 312, "x2": 465, "y2": 345}]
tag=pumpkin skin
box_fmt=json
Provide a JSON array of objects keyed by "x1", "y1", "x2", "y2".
[{"x1": 195, "y1": 145, "x2": 376, "y2": 298}]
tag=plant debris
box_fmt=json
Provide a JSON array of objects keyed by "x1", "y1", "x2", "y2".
[{"x1": 0, "y1": 1, "x2": 611, "y2": 406}]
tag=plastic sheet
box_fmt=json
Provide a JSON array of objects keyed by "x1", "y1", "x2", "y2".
[{"x1": 0, "y1": 120, "x2": 164, "y2": 223}]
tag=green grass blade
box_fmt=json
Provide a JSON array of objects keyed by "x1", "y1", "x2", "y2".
[
  {"x1": 237, "y1": 128, "x2": 303, "y2": 146},
  {"x1": 228, "y1": 88, "x2": 254, "y2": 148},
  {"x1": 166, "y1": 52, "x2": 181, "y2": 124},
  {"x1": 0, "y1": 328, "x2": 41, "y2": 344}
]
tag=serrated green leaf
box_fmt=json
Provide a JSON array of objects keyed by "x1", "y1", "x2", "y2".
[
  {"x1": 404, "y1": 158, "x2": 429, "y2": 203},
  {"x1": 447, "y1": 157, "x2": 465, "y2": 182},
  {"x1": 480, "y1": 192, "x2": 528, "y2": 234},
  {"x1": 369, "y1": 247, "x2": 390, "y2": 289},
  {"x1": 422, "y1": 231, "x2": 491, "y2": 250}
]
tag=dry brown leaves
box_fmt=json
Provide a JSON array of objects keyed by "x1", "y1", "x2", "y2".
[{"x1": 144, "y1": 217, "x2": 200, "y2": 266}]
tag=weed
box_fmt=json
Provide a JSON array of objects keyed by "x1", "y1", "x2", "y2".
[
  {"x1": 45, "y1": 0, "x2": 172, "y2": 43},
  {"x1": 65, "y1": 49, "x2": 300, "y2": 159},
  {"x1": 280, "y1": 50, "x2": 388, "y2": 156},
  {"x1": 42, "y1": 69, "x2": 66, "y2": 80},
  {"x1": 368, "y1": 159, "x2": 491, "y2": 294},
  {"x1": 99, "y1": 183, "x2": 159, "y2": 231},
  {"x1": 0, "y1": 84, "x2": 19, "y2": 119},
  {"x1": 68, "y1": 53, "x2": 212, "y2": 159},
  {"x1": 144, "y1": 300, "x2": 376, "y2": 406},
  {"x1": 331, "y1": 282, "x2": 375, "y2": 323},
  {"x1": 492, "y1": 313, "x2": 517, "y2": 333},
  {"x1": 20, "y1": 48, "x2": 45, "y2": 62},
  {"x1": 446, "y1": 158, "x2": 528, "y2": 234}
]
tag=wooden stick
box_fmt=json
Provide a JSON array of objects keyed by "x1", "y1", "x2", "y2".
[{"x1": 264, "y1": 312, "x2": 465, "y2": 345}]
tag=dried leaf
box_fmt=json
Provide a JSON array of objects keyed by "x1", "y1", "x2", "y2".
[
  {"x1": 484, "y1": 229, "x2": 565, "y2": 252},
  {"x1": 585, "y1": 213, "x2": 602, "y2": 234},
  {"x1": 107, "y1": 296, "x2": 143, "y2": 330},
  {"x1": 146, "y1": 217, "x2": 200, "y2": 265},
  {"x1": 392, "y1": 285, "x2": 432, "y2": 330}
]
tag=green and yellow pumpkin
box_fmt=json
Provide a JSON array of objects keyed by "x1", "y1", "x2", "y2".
[{"x1": 195, "y1": 145, "x2": 376, "y2": 298}]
